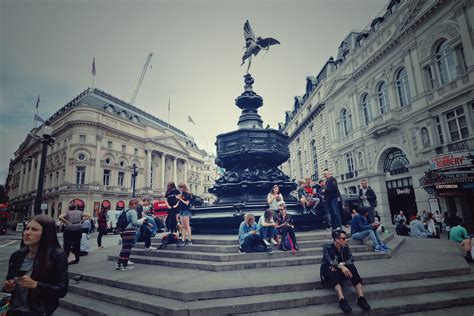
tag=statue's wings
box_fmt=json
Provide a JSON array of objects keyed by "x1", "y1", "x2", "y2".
[
  {"x1": 257, "y1": 37, "x2": 281, "y2": 49},
  {"x1": 243, "y1": 20, "x2": 256, "y2": 42}
]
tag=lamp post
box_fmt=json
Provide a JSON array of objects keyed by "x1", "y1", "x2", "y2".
[
  {"x1": 131, "y1": 164, "x2": 138, "y2": 197},
  {"x1": 33, "y1": 125, "x2": 55, "y2": 215}
]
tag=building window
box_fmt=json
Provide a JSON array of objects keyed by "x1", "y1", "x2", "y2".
[
  {"x1": 377, "y1": 81, "x2": 390, "y2": 114},
  {"x1": 341, "y1": 108, "x2": 351, "y2": 137},
  {"x1": 334, "y1": 160, "x2": 339, "y2": 175},
  {"x1": 322, "y1": 137, "x2": 326, "y2": 150},
  {"x1": 310, "y1": 140, "x2": 318, "y2": 179},
  {"x1": 55, "y1": 172, "x2": 60, "y2": 187},
  {"x1": 297, "y1": 151, "x2": 303, "y2": 180},
  {"x1": 134, "y1": 148, "x2": 138, "y2": 155},
  {"x1": 103, "y1": 169, "x2": 111, "y2": 186},
  {"x1": 358, "y1": 152, "x2": 364, "y2": 168},
  {"x1": 107, "y1": 141, "x2": 113, "y2": 150},
  {"x1": 434, "y1": 116, "x2": 444, "y2": 144},
  {"x1": 105, "y1": 158, "x2": 112, "y2": 165},
  {"x1": 396, "y1": 68, "x2": 411, "y2": 107},
  {"x1": 436, "y1": 40, "x2": 457, "y2": 85},
  {"x1": 345, "y1": 152, "x2": 354, "y2": 173},
  {"x1": 383, "y1": 148, "x2": 409, "y2": 175},
  {"x1": 361, "y1": 93, "x2": 371, "y2": 125},
  {"x1": 79, "y1": 135, "x2": 86, "y2": 144},
  {"x1": 446, "y1": 107, "x2": 469, "y2": 141},
  {"x1": 78, "y1": 153, "x2": 86, "y2": 161},
  {"x1": 122, "y1": 144, "x2": 126, "y2": 153},
  {"x1": 420, "y1": 127, "x2": 431, "y2": 149},
  {"x1": 118, "y1": 171, "x2": 125, "y2": 187},
  {"x1": 76, "y1": 166, "x2": 86, "y2": 185}
]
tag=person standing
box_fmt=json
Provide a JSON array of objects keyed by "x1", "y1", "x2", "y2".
[
  {"x1": 323, "y1": 169, "x2": 342, "y2": 230},
  {"x1": 177, "y1": 183, "x2": 193, "y2": 245},
  {"x1": 136, "y1": 197, "x2": 157, "y2": 251},
  {"x1": 358, "y1": 179, "x2": 377, "y2": 224},
  {"x1": 3, "y1": 215, "x2": 68, "y2": 315},
  {"x1": 59, "y1": 202, "x2": 91, "y2": 264},
  {"x1": 165, "y1": 182, "x2": 180, "y2": 235},
  {"x1": 116, "y1": 198, "x2": 144, "y2": 271},
  {"x1": 97, "y1": 203, "x2": 109, "y2": 248}
]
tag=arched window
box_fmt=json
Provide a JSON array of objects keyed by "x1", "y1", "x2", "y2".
[
  {"x1": 341, "y1": 108, "x2": 351, "y2": 137},
  {"x1": 436, "y1": 40, "x2": 456, "y2": 85},
  {"x1": 310, "y1": 139, "x2": 319, "y2": 179},
  {"x1": 361, "y1": 93, "x2": 372, "y2": 125},
  {"x1": 421, "y1": 127, "x2": 431, "y2": 149},
  {"x1": 383, "y1": 148, "x2": 409, "y2": 175},
  {"x1": 377, "y1": 82, "x2": 389, "y2": 114},
  {"x1": 297, "y1": 151, "x2": 303, "y2": 180},
  {"x1": 396, "y1": 68, "x2": 411, "y2": 107}
]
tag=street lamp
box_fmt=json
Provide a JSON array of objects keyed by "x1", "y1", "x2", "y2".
[
  {"x1": 131, "y1": 164, "x2": 138, "y2": 197},
  {"x1": 32, "y1": 124, "x2": 55, "y2": 215}
]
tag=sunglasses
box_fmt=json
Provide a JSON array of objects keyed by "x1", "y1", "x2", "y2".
[{"x1": 337, "y1": 237, "x2": 346, "y2": 240}]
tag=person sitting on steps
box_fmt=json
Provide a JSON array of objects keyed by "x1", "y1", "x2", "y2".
[
  {"x1": 238, "y1": 214, "x2": 272, "y2": 254},
  {"x1": 351, "y1": 207, "x2": 390, "y2": 253},
  {"x1": 320, "y1": 229, "x2": 371, "y2": 313}
]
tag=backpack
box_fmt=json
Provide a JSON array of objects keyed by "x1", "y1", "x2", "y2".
[
  {"x1": 116, "y1": 210, "x2": 130, "y2": 232},
  {"x1": 281, "y1": 232, "x2": 295, "y2": 251},
  {"x1": 159, "y1": 233, "x2": 179, "y2": 249}
]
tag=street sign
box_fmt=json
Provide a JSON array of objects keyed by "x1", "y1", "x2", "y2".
[{"x1": 41, "y1": 203, "x2": 47, "y2": 210}]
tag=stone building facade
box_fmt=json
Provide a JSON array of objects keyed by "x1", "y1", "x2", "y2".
[
  {"x1": 281, "y1": 0, "x2": 474, "y2": 226},
  {"x1": 6, "y1": 88, "x2": 214, "y2": 222}
]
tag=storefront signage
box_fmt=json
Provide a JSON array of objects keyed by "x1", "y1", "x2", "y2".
[
  {"x1": 435, "y1": 184, "x2": 459, "y2": 189},
  {"x1": 396, "y1": 188, "x2": 411, "y2": 195},
  {"x1": 429, "y1": 152, "x2": 474, "y2": 170}
]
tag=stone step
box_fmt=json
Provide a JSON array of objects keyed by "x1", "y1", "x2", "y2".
[
  {"x1": 55, "y1": 306, "x2": 82, "y2": 316},
  {"x1": 138, "y1": 233, "x2": 394, "y2": 253},
  {"x1": 68, "y1": 263, "x2": 471, "y2": 302},
  {"x1": 64, "y1": 273, "x2": 474, "y2": 316},
  {"x1": 67, "y1": 280, "x2": 186, "y2": 316},
  {"x1": 109, "y1": 237, "x2": 405, "y2": 272},
  {"x1": 130, "y1": 242, "x2": 386, "y2": 262},
  {"x1": 59, "y1": 292, "x2": 154, "y2": 316},
  {"x1": 401, "y1": 305, "x2": 474, "y2": 316},
  {"x1": 237, "y1": 278, "x2": 474, "y2": 316}
]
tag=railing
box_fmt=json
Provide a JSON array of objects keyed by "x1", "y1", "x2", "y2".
[{"x1": 448, "y1": 140, "x2": 469, "y2": 153}]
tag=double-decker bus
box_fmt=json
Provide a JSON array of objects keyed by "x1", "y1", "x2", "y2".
[{"x1": 0, "y1": 203, "x2": 10, "y2": 235}]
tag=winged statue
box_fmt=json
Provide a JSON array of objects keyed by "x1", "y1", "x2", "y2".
[{"x1": 241, "y1": 20, "x2": 280, "y2": 73}]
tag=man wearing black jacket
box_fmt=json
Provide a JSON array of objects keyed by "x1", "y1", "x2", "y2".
[
  {"x1": 323, "y1": 169, "x2": 342, "y2": 230},
  {"x1": 358, "y1": 179, "x2": 377, "y2": 224}
]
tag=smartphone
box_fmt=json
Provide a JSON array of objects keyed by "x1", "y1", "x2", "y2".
[{"x1": 17, "y1": 270, "x2": 28, "y2": 277}]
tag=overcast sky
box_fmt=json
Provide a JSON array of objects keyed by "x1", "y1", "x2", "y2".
[{"x1": 0, "y1": 0, "x2": 385, "y2": 184}]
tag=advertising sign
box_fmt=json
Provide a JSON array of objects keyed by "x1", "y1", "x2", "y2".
[{"x1": 429, "y1": 151, "x2": 474, "y2": 170}]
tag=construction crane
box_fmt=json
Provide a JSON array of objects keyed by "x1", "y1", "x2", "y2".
[{"x1": 130, "y1": 53, "x2": 153, "y2": 105}]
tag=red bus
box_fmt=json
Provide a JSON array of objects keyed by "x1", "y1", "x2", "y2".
[{"x1": 0, "y1": 203, "x2": 10, "y2": 235}]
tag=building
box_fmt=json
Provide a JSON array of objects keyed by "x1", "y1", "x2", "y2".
[
  {"x1": 201, "y1": 153, "x2": 220, "y2": 205},
  {"x1": 280, "y1": 0, "x2": 474, "y2": 227},
  {"x1": 5, "y1": 88, "x2": 213, "y2": 222}
]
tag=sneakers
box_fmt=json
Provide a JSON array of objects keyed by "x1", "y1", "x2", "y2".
[
  {"x1": 271, "y1": 238, "x2": 278, "y2": 246},
  {"x1": 266, "y1": 246, "x2": 273, "y2": 254},
  {"x1": 185, "y1": 239, "x2": 193, "y2": 245},
  {"x1": 115, "y1": 263, "x2": 122, "y2": 270},
  {"x1": 357, "y1": 296, "x2": 371, "y2": 311},
  {"x1": 145, "y1": 246, "x2": 157, "y2": 251},
  {"x1": 127, "y1": 260, "x2": 134, "y2": 266},
  {"x1": 380, "y1": 244, "x2": 391, "y2": 251},
  {"x1": 263, "y1": 239, "x2": 271, "y2": 247},
  {"x1": 120, "y1": 265, "x2": 134, "y2": 271},
  {"x1": 374, "y1": 245, "x2": 388, "y2": 253},
  {"x1": 238, "y1": 247, "x2": 246, "y2": 254},
  {"x1": 339, "y1": 298, "x2": 352, "y2": 313}
]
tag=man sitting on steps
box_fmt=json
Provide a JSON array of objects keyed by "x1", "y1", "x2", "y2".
[
  {"x1": 351, "y1": 207, "x2": 390, "y2": 253},
  {"x1": 320, "y1": 229, "x2": 371, "y2": 313}
]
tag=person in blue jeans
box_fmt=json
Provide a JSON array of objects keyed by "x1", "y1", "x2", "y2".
[
  {"x1": 239, "y1": 214, "x2": 272, "y2": 254},
  {"x1": 351, "y1": 207, "x2": 390, "y2": 253},
  {"x1": 258, "y1": 209, "x2": 277, "y2": 245},
  {"x1": 323, "y1": 169, "x2": 342, "y2": 230}
]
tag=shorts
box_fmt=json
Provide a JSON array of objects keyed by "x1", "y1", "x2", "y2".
[{"x1": 180, "y1": 210, "x2": 192, "y2": 217}]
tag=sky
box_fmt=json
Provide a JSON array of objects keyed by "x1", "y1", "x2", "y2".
[{"x1": 0, "y1": 0, "x2": 386, "y2": 184}]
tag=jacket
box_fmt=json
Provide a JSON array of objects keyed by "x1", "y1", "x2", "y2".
[
  {"x1": 321, "y1": 242, "x2": 354, "y2": 269},
  {"x1": 325, "y1": 176, "x2": 340, "y2": 200},
  {"x1": 351, "y1": 214, "x2": 372, "y2": 235},
  {"x1": 5, "y1": 247, "x2": 68, "y2": 314},
  {"x1": 239, "y1": 221, "x2": 258, "y2": 246},
  {"x1": 358, "y1": 186, "x2": 377, "y2": 207}
]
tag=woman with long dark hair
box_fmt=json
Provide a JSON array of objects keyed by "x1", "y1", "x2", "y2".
[
  {"x1": 97, "y1": 202, "x2": 110, "y2": 248},
  {"x1": 3, "y1": 215, "x2": 68, "y2": 315},
  {"x1": 177, "y1": 183, "x2": 193, "y2": 244},
  {"x1": 165, "y1": 182, "x2": 180, "y2": 235},
  {"x1": 267, "y1": 184, "x2": 284, "y2": 217}
]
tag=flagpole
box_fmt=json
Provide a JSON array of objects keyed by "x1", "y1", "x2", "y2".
[
  {"x1": 167, "y1": 97, "x2": 171, "y2": 130},
  {"x1": 91, "y1": 57, "x2": 96, "y2": 89},
  {"x1": 34, "y1": 95, "x2": 40, "y2": 128}
]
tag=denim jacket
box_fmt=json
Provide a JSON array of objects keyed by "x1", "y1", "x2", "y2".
[{"x1": 239, "y1": 221, "x2": 258, "y2": 246}]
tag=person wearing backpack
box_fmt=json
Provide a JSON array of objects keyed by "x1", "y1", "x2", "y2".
[
  {"x1": 275, "y1": 202, "x2": 299, "y2": 253},
  {"x1": 115, "y1": 198, "x2": 145, "y2": 271}
]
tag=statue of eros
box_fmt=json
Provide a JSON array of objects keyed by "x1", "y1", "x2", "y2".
[{"x1": 241, "y1": 20, "x2": 280, "y2": 73}]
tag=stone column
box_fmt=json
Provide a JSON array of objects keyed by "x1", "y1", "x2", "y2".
[
  {"x1": 456, "y1": 8, "x2": 474, "y2": 68},
  {"x1": 173, "y1": 157, "x2": 177, "y2": 184},
  {"x1": 406, "y1": 48, "x2": 420, "y2": 98},
  {"x1": 94, "y1": 136, "x2": 102, "y2": 184},
  {"x1": 30, "y1": 157, "x2": 36, "y2": 191},
  {"x1": 146, "y1": 149, "x2": 152, "y2": 188},
  {"x1": 35, "y1": 152, "x2": 42, "y2": 192},
  {"x1": 161, "y1": 153, "x2": 166, "y2": 191},
  {"x1": 183, "y1": 160, "x2": 188, "y2": 185}
]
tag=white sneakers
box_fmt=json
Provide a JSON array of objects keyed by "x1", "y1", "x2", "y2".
[
  {"x1": 145, "y1": 246, "x2": 157, "y2": 251},
  {"x1": 263, "y1": 239, "x2": 271, "y2": 246}
]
